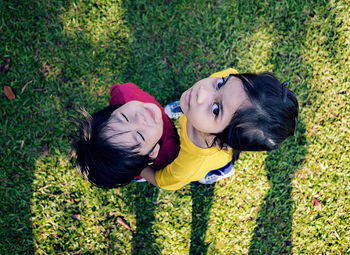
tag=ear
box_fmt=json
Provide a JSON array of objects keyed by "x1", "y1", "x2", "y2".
[
  {"x1": 221, "y1": 144, "x2": 232, "y2": 152},
  {"x1": 148, "y1": 143, "x2": 161, "y2": 162}
]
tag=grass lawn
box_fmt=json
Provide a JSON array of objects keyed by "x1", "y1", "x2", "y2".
[{"x1": 1, "y1": 0, "x2": 349, "y2": 254}]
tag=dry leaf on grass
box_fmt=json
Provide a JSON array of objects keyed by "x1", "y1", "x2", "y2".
[
  {"x1": 312, "y1": 198, "x2": 321, "y2": 211},
  {"x1": 4, "y1": 86, "x2": 15, "y2": 100},
  {"x1": 74, "y1": 214, "x2": 81, "y2": 220},
  {"x1": 117, "y1": 216, "x2": 134, "y2": 232}
]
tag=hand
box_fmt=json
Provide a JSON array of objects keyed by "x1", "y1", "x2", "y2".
[{"x1": 140, "y1": 166, "x2": 159, "y2": 187}]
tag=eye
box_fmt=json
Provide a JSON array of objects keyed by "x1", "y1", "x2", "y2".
[
  {"x1": 216, "y1": 78, "x2": 224, "y2": 90},
  {"x1": 121, "y1": 113, "x2": 128, "y2": 122},
  {"x1": 212, "y1": 103, "x2": 220, "y2": 116},
  {"x1": 137, "y1": 131, "x2": 145, "y2": 142}
]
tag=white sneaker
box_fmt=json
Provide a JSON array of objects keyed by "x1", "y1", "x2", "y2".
[
  {"x1": 198, "y1": 162, "x2": 235, "y2": 184},
  {"x1": 164, "y1": 101, "x2": 183, "y2": 119},
  {"x1": 132, "y1": 176, "x2": 146, "y2": 182}
]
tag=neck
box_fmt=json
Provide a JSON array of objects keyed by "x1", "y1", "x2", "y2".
[{"x1": 186, "y1": 121, "x2": 214, "y2": 148}]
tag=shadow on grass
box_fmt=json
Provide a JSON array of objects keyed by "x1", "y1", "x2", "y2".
[
  {"x1": 249, "y1": 121, "x2": 307, "y2": 254},
  {"x1": 245, "y1": 0, "x2": 331, "y2": 253},
  {"x1": 1, "y1": 0, "x2": 334, "y2": 253},
  {"x1": 1, "y1": 0, "x2": 131, "y2": 253},
  {"x1": 190, "y1": 183, "x2": 216, "y2": 255},
  {"x1": 130, "y1": 185, "x2": 161, "y2": 255},
  {"x1": 0, "y1": 1, "x2": 73, "y2": 253}
]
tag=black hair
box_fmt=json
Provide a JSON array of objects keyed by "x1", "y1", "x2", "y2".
[
  {"x1": 215, "y1": 72, "x2": 299, "y2": 158},
  {"x1": 71, "y1": 105, "x2": 151, "y2": 189}
]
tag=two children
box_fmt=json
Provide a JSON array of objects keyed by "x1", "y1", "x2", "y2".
[{"x1": 73, "y1": 68, "x2": 299, "y2": 190}]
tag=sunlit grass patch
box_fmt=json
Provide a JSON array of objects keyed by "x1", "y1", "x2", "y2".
[{"x1": 1, "y1": 0, "x2": 349, "y2": 254}]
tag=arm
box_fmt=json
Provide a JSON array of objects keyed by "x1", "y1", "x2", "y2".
[{"x1": 140, "y1": 166, "x2": 159, "y2": 187}]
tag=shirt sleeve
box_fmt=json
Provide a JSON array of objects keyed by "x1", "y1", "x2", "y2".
[{"x1": 209, "y1": 68, "x2": 238, "y2": 78}]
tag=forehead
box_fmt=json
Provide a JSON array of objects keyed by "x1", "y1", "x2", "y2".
[
  {"x1": 113, "y1": 100, "x2": 141, "y2": 114},
  {"x1": 103, "y1": 124, "x2": 140, "y2": 149},
  {"x1": 220, "y1": 77, "x2": 248, "y2": 125},
  {"x1": 223, "y1": 75, "x2": 246, "y2": 100}
]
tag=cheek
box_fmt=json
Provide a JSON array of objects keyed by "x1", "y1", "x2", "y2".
[
  {"x1": 196, "y1": 107, "x2": 208, "y2": 121},
  {"x1": 148, "y1": 126, "x2": 162, "y2": 141},
  {"x1": 193, "y1": 114, "x2": 209, "y2": 130},
  {"x1": 155, "y1": 126, "x2": 162, "y2": 139}
]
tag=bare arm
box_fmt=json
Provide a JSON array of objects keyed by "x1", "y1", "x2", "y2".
[{"x1": 140, "y1": 166, "x2": 159, "y2": 187}]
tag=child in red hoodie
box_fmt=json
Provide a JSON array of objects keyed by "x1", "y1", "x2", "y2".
[{"x1": 72, "y1": 83, "x2": 180, "y2": 188}]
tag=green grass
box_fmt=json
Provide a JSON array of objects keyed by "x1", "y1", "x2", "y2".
[{"x1": 1, "y1": 0, "x2": 349, "y2": 254}]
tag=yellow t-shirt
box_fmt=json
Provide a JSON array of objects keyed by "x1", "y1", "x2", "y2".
[
  {"x1": 155, "y1": 115, "x2": 232, "y2": 190},
  {"x1": 155, "y1": 68, "x2": 238, "y2": 190}
]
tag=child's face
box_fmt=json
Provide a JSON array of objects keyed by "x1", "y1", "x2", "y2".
[
  {"x1": 180, "y1": 76, "x2": 248, "y2": 134},
  {"x1": 105, "y1": 101, "x2": 163, "y2": 155}
]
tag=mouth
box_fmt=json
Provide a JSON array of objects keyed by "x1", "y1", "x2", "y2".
[{"x1": 186, "y1": 89, "x2": 192, "y2": 108}]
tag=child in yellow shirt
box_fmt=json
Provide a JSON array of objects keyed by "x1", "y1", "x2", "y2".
[{"x1": 141, "y1": 68, "x2": 299, "y2": 190}]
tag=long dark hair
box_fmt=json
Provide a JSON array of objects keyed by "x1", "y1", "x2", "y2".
[{"x1": 214, "y1": 72, "x2": 299, "y2": 158}]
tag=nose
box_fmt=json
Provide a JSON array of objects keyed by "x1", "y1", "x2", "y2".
[{"x1": 196, "y1": 85, "x2": 209, "y2": 104}]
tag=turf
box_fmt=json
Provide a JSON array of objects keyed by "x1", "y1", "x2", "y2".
[{"x1": 0, "y1": 0, "x2": 349, "y2": 254}]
